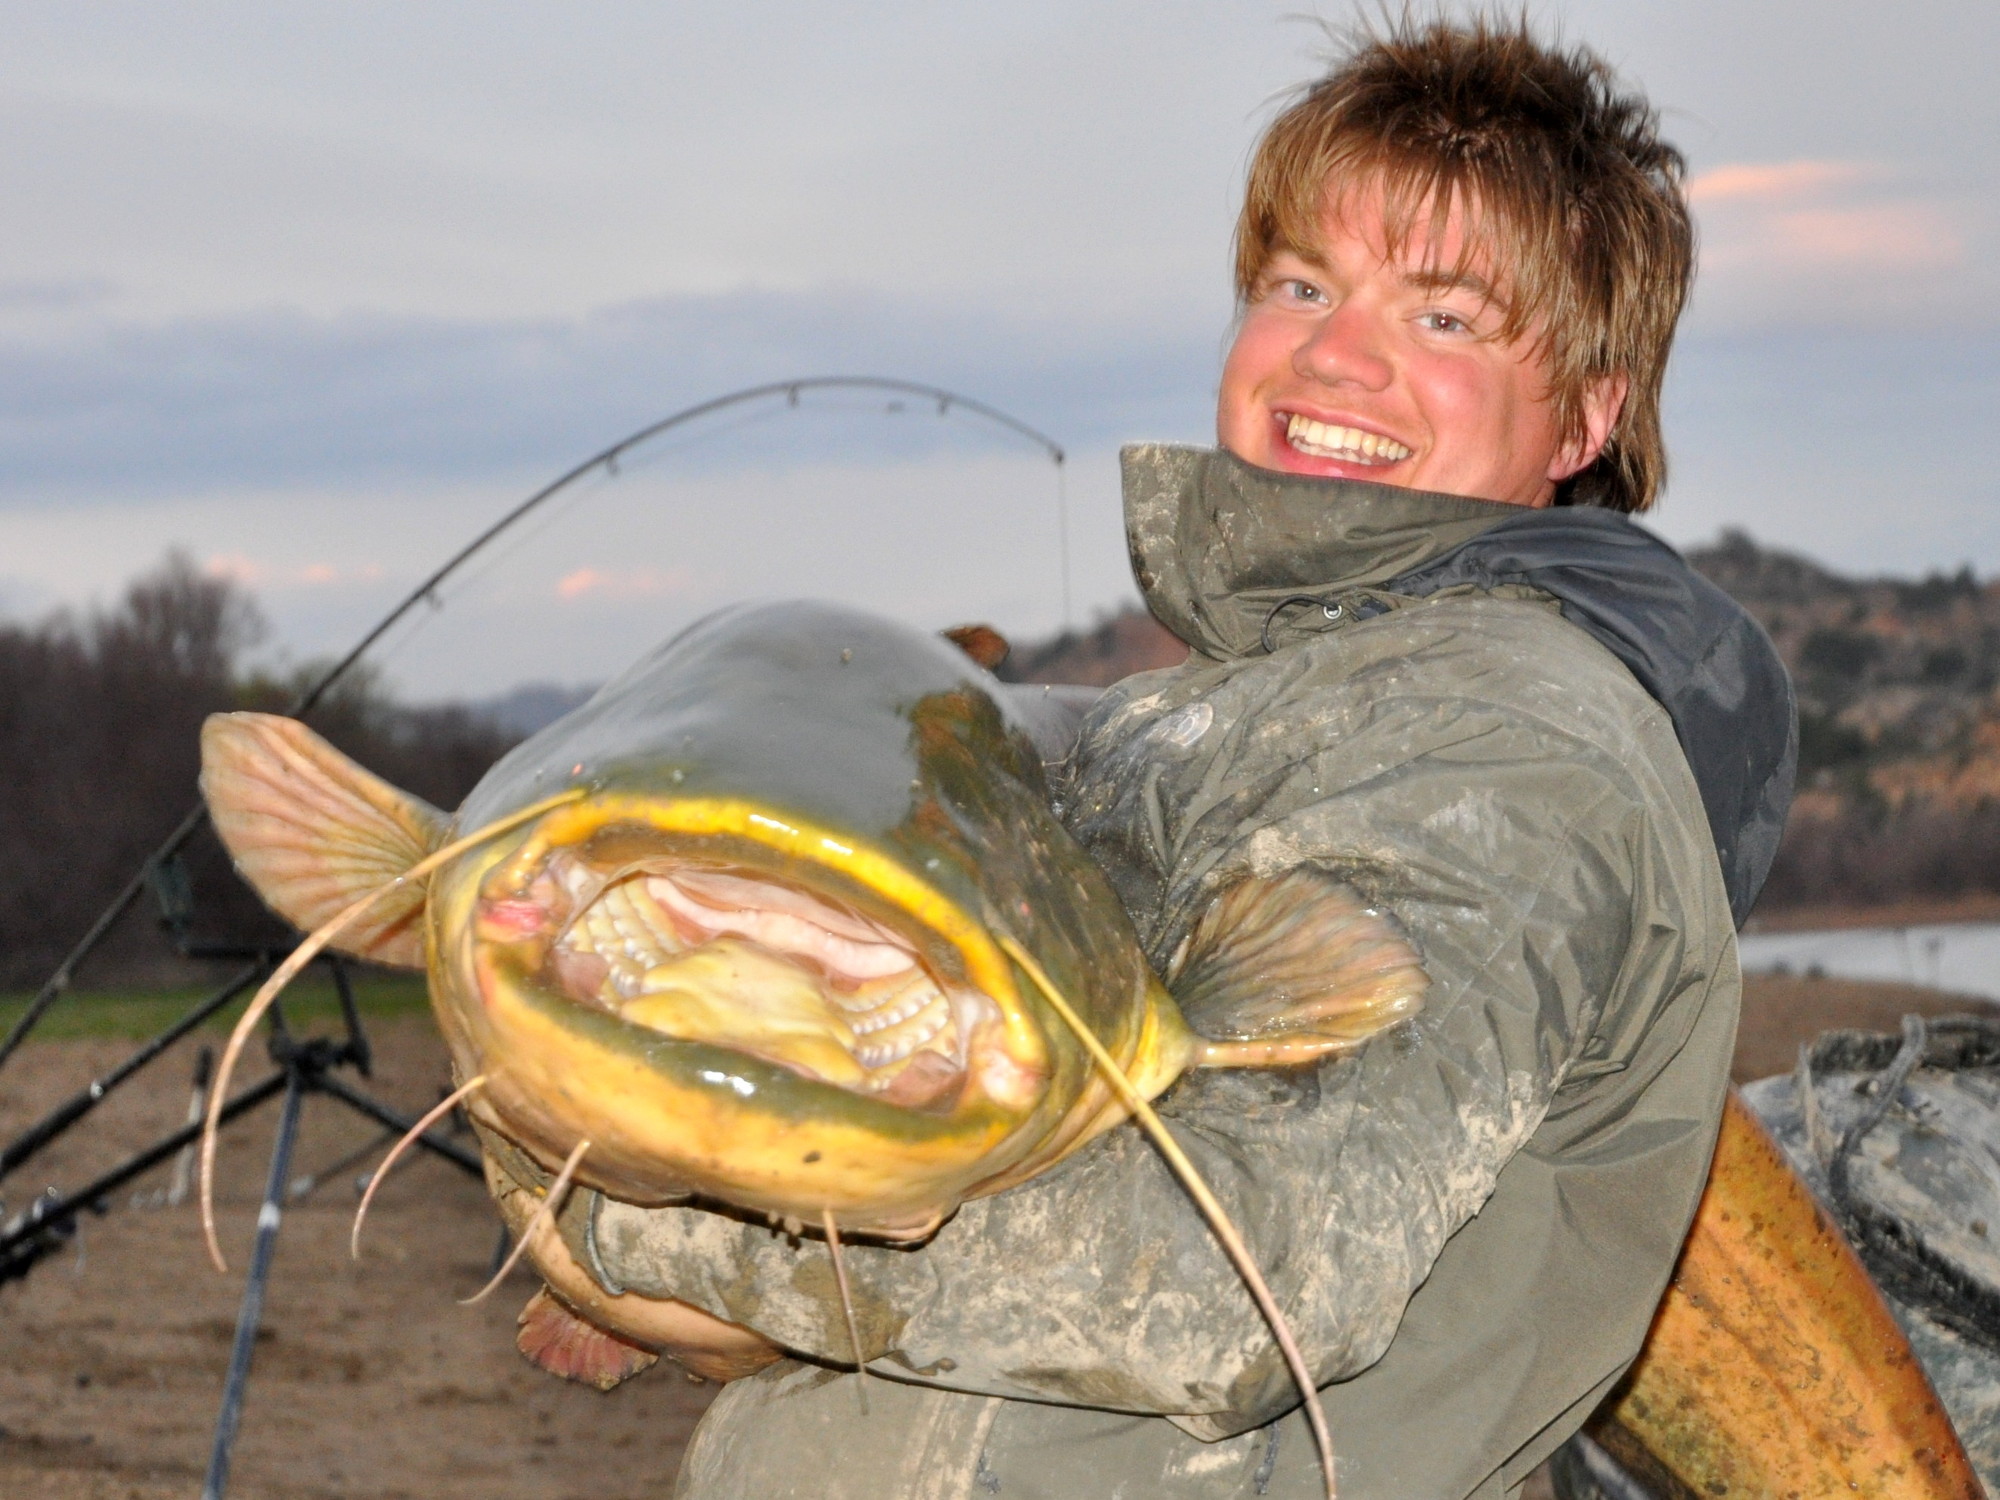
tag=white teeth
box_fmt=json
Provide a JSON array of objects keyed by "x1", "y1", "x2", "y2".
[
  {"x1": 826, "y1": 968, "x2": 923, "y2": 1017},
  {"x1": 549, "y1": 867, "x2": 980, "y2": 1093},
  {"x1": 853, "y1": 993, "x2": 950, "y2": 1068},
  {"x1": 848, "y1": 976, "x2": 939, "y2": 1034},
  {"x1": 1285, "y1": 413, "x2": 1411, "y2": 463},
  {"x1": 561, "y1": 880, "x2": 689, "y2": 1001}
]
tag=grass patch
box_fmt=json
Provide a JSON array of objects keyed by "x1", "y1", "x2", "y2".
[{"x1": 0, "y1": 971, "x2": 434, "y2": 1042}]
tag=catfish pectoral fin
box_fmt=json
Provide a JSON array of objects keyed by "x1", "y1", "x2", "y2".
[
  {"x1": 199, "y1": 712, "x2": 449, "y2": 969},
  {"x1": 1599, "y1": 1092, "x2": 1981, "y2": 1498},
  {"x1": 517, "y1": 1285, "x2": 660, "y2": 1391},
  {"x1": 1173, "y1": 867, "x2": 1428, "y2": 1064}
]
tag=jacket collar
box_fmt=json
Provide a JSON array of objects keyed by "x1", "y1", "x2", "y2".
[
  {"x1": 1121, "y1": 444, "x2": 1518, "y2": 660},
  {"x1": 1120, "y1": 444, "x2": 1799, "y2": 928}
]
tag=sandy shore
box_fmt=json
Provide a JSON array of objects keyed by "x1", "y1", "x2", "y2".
[
  {"x1": 1745, "y1": 893, "x2": 2000, "y2": 934},
  {"x1": 1, "y1": 975, "x2": 1989, "y2": 1498},
  {"x1": 0, "y1": 1016, "x2": 713, "y2": 1500}
]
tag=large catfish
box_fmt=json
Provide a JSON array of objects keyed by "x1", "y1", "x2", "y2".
[
  {"x1": 198, "y1": 604, "x2": 1423, "y2": 1383},
  {"x1": 199, "y1": 601, "x2": 1979, "y2": 1497}
]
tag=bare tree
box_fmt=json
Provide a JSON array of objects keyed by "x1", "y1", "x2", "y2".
[{"x1": 0, "y1": 555, "x2": 514, "y2": 989}]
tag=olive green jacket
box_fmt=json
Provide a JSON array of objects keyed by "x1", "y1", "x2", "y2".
[{"x1": 598, "y1": 446, "x2": 1746, "y2": 1499}]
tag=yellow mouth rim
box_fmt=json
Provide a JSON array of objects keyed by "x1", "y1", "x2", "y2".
[{"x1": 491, "y1": 793, "x2": 1044, "y2": 1075}]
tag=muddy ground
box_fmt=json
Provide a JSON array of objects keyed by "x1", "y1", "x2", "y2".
[
  {"x1": 0, "y1": 973, "x2": 1992, "y2": 1499},
  {"x1": 0, "y1": 1014, "x2": 714, "y2": 1500}
]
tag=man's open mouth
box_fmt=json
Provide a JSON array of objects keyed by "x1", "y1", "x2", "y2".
[{"x1": 1283, "y1": 412, "x2": 1412, "y2": 465}]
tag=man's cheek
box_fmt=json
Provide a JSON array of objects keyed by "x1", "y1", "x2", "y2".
[
  {"x1": 1215, "y1": 347, "x2": 1276, "y2": 458},
  {"x1": 1410, "y1": 356, "x2": 1513, "y2": 453}
]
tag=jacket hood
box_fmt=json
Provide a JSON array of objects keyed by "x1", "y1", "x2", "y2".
[
  {"x1": 1121, "y1": 443, "x2": 1509, "y2": 660},
  {"x1": 1120, "y1": 443, "x2": 1798, "y2": 927}
]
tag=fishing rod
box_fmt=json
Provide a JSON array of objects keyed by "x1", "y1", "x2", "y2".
[
  {"x1": 0, "y1": 374, "x2": 1071, "y2": 1500},
  {"x1": 0, "y1": 374, "x2": 1068, "y2": 1079}
]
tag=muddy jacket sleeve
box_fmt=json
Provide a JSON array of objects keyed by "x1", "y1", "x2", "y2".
[{"x1": 574, "y1": 592, "x2": 1740, "y2": 1441}]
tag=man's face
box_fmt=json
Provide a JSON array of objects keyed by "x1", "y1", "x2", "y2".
[{"x1": 1216, "y1": 185, "x2": 1621, "y2": 508}]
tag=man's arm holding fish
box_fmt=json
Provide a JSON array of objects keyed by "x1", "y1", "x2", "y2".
[{"x1": 565, "y1": 586, "x2": 1738, "y2": 1436}]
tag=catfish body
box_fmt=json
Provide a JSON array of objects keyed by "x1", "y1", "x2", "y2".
[
  {"x1": 429, "y1": 600, "x2": 1200, "y2": 1232},
  {"x1": 200, "y1": 601, "x2": 1424, "y2": 1373}
]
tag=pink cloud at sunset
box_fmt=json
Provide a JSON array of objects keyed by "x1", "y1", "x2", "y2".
[
  {"x1": 1691, "y1": 159, "x2": 1964, "y2": 275},
  {"x1": 204, "y1": 552, "x2": 266, "y2": 586},
  {"x1": 204, "y1": 555, "x2": 384, "y2": 588},
  {"x1": 1688, "y1": 160, "x2": 1864, "y2": 203},
  {"x1": 554, "y1": 566, "x2": 695, "y2": 602},
  {"x1": 1760, "y1": 205, "x2": 1961, "y2": 269}
]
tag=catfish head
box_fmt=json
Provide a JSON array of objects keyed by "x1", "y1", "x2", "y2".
[{"x1": 201, "y1": 601, "x2": 1427, "y2": 1241}]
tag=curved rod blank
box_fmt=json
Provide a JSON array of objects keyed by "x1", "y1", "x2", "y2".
[
  {"x1": 0, "y1": 376, "x2": 1067, "y2": 1071},
  {"x1": 288, "y1": 375, "x2": 1066, "y2": 719}
]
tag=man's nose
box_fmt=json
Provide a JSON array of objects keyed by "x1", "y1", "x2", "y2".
[{"x1": 1292, "y1": 300, "x2": 1393, "y2": 390}]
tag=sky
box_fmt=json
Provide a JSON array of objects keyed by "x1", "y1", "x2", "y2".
[{"x1": 0, "y1": 1, "x2": 1995, "y2": 697}]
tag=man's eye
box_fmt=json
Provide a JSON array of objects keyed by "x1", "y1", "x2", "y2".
[
  {"x1": 1419, "y1": 310, "x2": 1470, "y2": 334},
  {"x1": 1283, "y1": 280, "x2": 1326, "y2": 305}
]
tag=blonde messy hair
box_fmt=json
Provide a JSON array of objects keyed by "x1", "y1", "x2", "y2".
[{"x1": 1235, "y1": 16, "x2": 1693, "y2": 512}]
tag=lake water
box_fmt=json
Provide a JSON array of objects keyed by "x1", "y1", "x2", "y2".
[{"x1": 1737, "y1": 923, "x2": 2000, "y2": 1001}]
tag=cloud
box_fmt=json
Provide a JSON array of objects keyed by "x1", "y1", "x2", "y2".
[
  {"x1": 204, "y1": 551, "x2": 265, "y2": 586},
  {"x1": 1759, "y1": 204, "x2": 1961, "y2": 270},
  {"x1": 1692, "y1": 159, "x2": 1963, "y2": 275},
  {"x1": 204, "y1": 551, "x2": 383, "y2": 589},
  {"x1": 554, "y1": 565, "x2": 695, "y2": 602},
  {"x1": 0, "y1": 287, "x2": 1219, "y2": 502},
  {"x1": 1688, "y1": 160, "x2": 1864, "y2": 204}
]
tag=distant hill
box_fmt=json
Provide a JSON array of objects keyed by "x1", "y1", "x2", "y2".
[
  {"x1": 1685, "y1": 531, "x2": 2000, "y2": 918},
  {"x1": 470, "y1": 681, "x2": 599, "y2": 738},
  {"x1": 1688, "y1": 530, "x2": 1996, "y2": 789}
]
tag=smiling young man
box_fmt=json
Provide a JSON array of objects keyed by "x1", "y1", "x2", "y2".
[
  {"x1": 577, "y1": 20, "x2": 1797, "y2": 1500},
  {"x1": 1217, "y1": 187, "x2": 1623, "y2": 507}
]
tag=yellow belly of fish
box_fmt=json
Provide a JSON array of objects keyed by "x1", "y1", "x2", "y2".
[{"x1": 1597, "y1": 1094, "x2": 1981, "y2": 1497}]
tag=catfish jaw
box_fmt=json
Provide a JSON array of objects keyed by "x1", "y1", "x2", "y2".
[
  {"x1": 483, "y1": 833, "x2": 1018, "y2": 1114},
  {"x1": 425, "y1": 800, "x2": 1069, "y2": 1234}
]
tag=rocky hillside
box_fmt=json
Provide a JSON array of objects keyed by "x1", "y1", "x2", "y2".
[
  {"x1": 1689, "y1": 531, "x2": 2000, "y2": 795},
  {"x1": 1685, "y1": 531, "x2": 2000, "y2": 917}
]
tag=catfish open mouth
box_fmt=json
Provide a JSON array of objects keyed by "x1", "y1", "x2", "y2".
[{"x1": 479, "y1": 844, "x2": 1012, "y2": 1113}]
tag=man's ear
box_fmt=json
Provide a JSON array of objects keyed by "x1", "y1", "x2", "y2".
[{"x1": 1549, "y1": 371, "x2": 1629, "y2": 482}]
